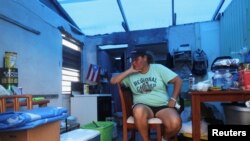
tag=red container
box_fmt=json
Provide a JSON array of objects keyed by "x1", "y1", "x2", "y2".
[{"x1": 239, "y1": 70, "x2": 250, "y2": 91}]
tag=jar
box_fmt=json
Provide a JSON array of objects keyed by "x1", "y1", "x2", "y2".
[{"x1": 83, "y1": 84, "x2": 89, "y2": 94}]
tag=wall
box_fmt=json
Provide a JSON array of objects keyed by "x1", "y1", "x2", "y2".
[
  {"x1": 84, "y1": 23, "x2": 221, "y2": 113},
  {"x1": 84, "y1": 22, "x2": 220, "y2": 87},
  {"x1": 167, "y1": 21, "x2": 220, "y2": 96},
  {"x1": 0, "y1": 0, "x2": 83, "y2": 108},
  {"x1": 83, "y1": 28, "x2": 168, "y2": 82},
  {"x1": 82, "y1": 37, "x2": 101, "y2": 83},
  {"x1": 220, "y1": 0, "x2": 250, "y2": 61},
  {"x1": 199, "y1": 21, "x2": 220, "y2": 68},
  {"x1": 168, "y1": 21, "x2": 220, "y2": 69},
  {"x1": 84, "y1": 28, "x2": 168, "y2": 113},
  {"x1": 168, "y1": 24, "x2": 196, "y2": 54}
]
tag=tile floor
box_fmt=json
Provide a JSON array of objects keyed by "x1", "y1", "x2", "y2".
[
  {"x1": 112, "y1": 124, "x2": 192, "y2": 141},
  {"x1": 62, "y1": 119, "x2": 192, "y2": 141},
  {"x1": 112, "y1": 125, "x2": 143, "y2": 141}
]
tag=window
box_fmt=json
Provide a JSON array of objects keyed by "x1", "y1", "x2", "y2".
[{"x1": 61, "y1": 34, "x2": 82, "y2": 94}]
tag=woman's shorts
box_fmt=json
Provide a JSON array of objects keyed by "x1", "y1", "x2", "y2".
[{"x1": 132, "y1": 103, "x2": 176, "y2": 116}]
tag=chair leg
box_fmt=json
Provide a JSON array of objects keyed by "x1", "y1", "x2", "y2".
[
  {"x1": 129, "y1": 129, "x2": 136, "y2": 141},
  {"x1": 123, "y1": 128, "x2": 136, "y2": 141},
  {"x1": 123, "y1": 127, "x2": 128, "y2": 141},
  {"x1": 156, "y1": 125, "x2": 162, "y2": 141}
]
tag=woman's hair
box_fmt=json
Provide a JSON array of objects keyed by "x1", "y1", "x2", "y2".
[
  {"x1": 145, "y1": 51, "x2": 154, "y2": 64},
  {"x1": 130, "y1": 48, "x2": 155, "y2": 64}
]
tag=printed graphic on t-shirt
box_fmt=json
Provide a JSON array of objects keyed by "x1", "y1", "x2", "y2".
[{"x1": 133, "y1": 77, "x2": 157, "y2": 93}]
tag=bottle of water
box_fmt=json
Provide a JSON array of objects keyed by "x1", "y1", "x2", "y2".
[
  {"x1": 223, "y1": 70, "x2": 232, "y2": 90},
  {"x1": 189, "y1": 73, "x2": 195, "y2": 90},
  {"x1": 212, "y1": 70, "x2": 223, "y2": 88}
]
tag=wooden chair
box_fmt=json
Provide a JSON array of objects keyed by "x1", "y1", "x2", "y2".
[
  {"x1": 0, "y1": 95, "x2": 33, "y2": 113},
  {"x1": 117, "y1": 83, "x2": 163, "y2": 141}
]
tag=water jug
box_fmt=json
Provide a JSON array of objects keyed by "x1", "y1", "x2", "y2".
[
  {"x1": 212, "y1": 70, "x2": 223, "y2": 88},
  {"x1": 223, "y1": 70, "x2": 232, "y2": 89}
]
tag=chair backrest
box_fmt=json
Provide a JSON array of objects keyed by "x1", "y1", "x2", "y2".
[
  {"x1": 117, "y1": 83, "x2": 185, "y2": 115},
  {"x1": 117, "y1": 84, "x2": 133, "y2": 121},
  {"x1": 0, "y1": 95, "x2": 33, "y2": 112}
]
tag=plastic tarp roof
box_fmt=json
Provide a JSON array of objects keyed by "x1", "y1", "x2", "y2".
[{"x1": 58, "y1": 0, "x2": 232, "y2": 36}]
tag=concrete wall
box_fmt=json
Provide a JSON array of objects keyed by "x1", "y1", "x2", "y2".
[
  {"x1": 199, "y1": 21, "x2": 220, "y2": 68},
  {"x1": 168, "y1": 21, "x2": 220, "y2": 69},
  {"x1": 83, "y1": 28, "x2": 168, "y2": 79},
  {"x1": 88, "y1": 22, "x2": 220, "y2": 75},
  {"x1": 0, "y1": 0, "x2": 84, "y2": 108},
  {"x1": 168, "y1": 24, "x2": 196, "y2": 54},
  {"x1": 83, "y1": 23, "x2": 220, "y2": 114}
]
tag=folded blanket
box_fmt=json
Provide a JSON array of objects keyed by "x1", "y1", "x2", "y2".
[
  {"x1": 0, "y1": 106, "x2": 68, "y2": 131},
  {"x1": 2, "y1": 114, "x2": 67, "y2": 131},
  {"x1": 0, "y1": 112, "x2": 31, "y2": 129}
]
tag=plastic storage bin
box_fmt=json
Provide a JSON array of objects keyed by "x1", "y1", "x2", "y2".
[
  {"x1": 222, "y1": 104, "x2": 250, "y2": 124},
  {"x1": 60, "y1": 129, "x2": 100, "y2": 141},
  {"x1": 81, "y1": 121, "x2": 113, "y2": 141}
]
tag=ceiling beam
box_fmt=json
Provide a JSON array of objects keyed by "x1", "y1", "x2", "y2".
[
  {"x1": 212, "y1": 0, "x2": 225, "y2": 20},
  {"x1": 58, "y1": 0, "x2": 97, "y2": 4},
  {"x1": 172, "y1": 0, "x2": 176, "y2": 26},
  {"x1": 117, "y1": 0, "x2": 130, "y2": 32}
]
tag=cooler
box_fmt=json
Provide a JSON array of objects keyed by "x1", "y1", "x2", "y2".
[{"x1": 60, "y1": 129, "x2": 100, "y2": 141}]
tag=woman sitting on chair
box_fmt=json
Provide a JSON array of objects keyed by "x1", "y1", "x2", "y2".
[{"x1": 111, "y1": 48, "x2": 182, "y2": 141}]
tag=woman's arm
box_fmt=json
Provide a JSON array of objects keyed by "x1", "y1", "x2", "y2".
[
  {"x1": 168, "y1": 76, "x2": 182, "y2": 107},
  {"x1": 110, "y1": 69, "x2": 131, "y2": 84},
  {"x1": 110, "y1": 64, "x2": 139, "y2": 84}
]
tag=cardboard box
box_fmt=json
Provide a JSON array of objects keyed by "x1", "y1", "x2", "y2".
[{"x1": 0, "y1": 121, "x2": 60, "y2": 141}]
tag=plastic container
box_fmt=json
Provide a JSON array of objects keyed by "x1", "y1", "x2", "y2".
[
  {"x1": 212, "y1": 70, "x2": 223, "y2": 88},
  {"x1": 112, "y1": 122, "x2": 118, "y2": 139},
  {"x1": 4, "y1": 52, "x2": 17, "y2": 68},
  {"x1": 81, "y1": 121, "x2": 113, "y2": 141},
  {"x1": 188, "y1": 73, "x2": 195, "y2": 90},
  {"x1": 223, "y1": 70, "x2": 232, "y2": 89},
  {"x1": 60, "y1": 129, "x2": 100, "y2": 141},
  {"x1": 222, "y1": 103, "x2": 250, "y2": 125},
  {"x1": 239, "y1": 70, "x2": 250, "y2": 90}
]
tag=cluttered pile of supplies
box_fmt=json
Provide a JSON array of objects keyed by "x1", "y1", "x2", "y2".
[
  {"x1": 190, "y1": 56, "x2": 245, "y2": 92},
  {"x1": 210, "y1": 56, "x2": 239, "y2": 91}
]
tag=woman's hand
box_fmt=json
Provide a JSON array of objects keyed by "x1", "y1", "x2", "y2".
[
  {"x1": 128, "y1": 62, "x2": 141, "y2": 73},
  {"x1": 167, "y1": 99, "x2": 176, "y2": 108},
  {"x1": 110, "y1": 62, "x2": 140, "y2": 84}
]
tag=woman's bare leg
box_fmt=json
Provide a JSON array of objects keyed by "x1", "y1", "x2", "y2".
[{"x1": 133, "y1": 104, "x2": 154, "y2": 141}]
